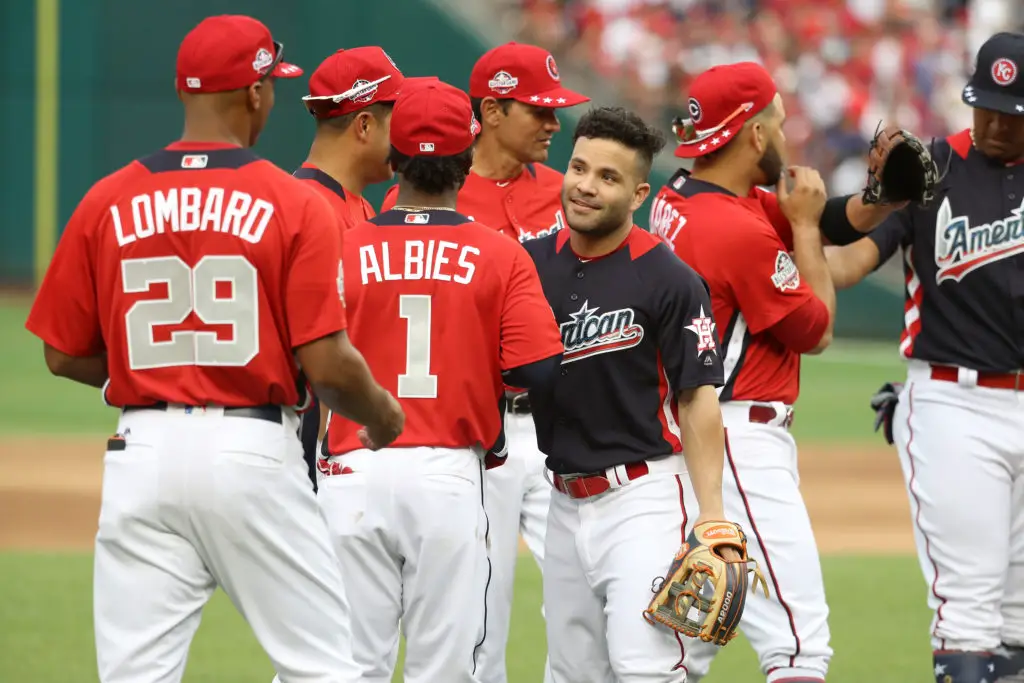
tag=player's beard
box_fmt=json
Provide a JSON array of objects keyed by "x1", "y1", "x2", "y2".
[{"x1": 756, "y1": 139, "x2": 784, "y2": 186}]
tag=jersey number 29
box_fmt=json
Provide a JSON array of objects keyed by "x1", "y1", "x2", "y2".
[
  {"x1": 398, "y1": 294, "x2": 438, "y2": 399},
  {"x1": 122, "y1": 255, "x2": 258, "y2": 370}
]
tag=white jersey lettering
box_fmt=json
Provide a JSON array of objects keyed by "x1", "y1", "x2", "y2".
[
  {"x1": 359, "y1": 240, "x2": 479, "y2": 285},
  {"x1": 112, "y1": 188, "x2": 273, "y2": 247}
]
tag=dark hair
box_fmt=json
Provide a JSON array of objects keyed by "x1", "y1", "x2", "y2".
[
  {"x1": 312, "y1": 101, "x2": 394, "y2": 132},
  {"x1": 470, "y1": 97, "x2": 513, "y2": 125},
  {"x1": 572, "y1": 106, "x2": 666, "y2": 179},
  {"x1": 390, "y1": 147, "x2": 474, "y2": 195}
]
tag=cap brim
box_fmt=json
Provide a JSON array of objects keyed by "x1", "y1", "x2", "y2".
[
  {"x1": 673, "y1": 120, "x2": 744, "y2": 159},
  {"x1": 962, "y1": 83, "x2": 1024, "y2": 115},
  {"x1": 273, "y1": 62, "x2": 304, "y2": 79},
  {"x1": 514, "y1": 86, "x2": 589, "y2": 108}
]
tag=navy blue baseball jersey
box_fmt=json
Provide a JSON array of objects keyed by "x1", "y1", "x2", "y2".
[
  {"x1": 524, "y1": 227, "x2": 725, "y2": 474},
  {"x1": 869, "y1": 129, "x2": 1024, "y2": 372}
]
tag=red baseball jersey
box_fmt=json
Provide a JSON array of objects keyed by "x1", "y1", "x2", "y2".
[
  {"x1": 381, "y1": 163, "x2": 566, "y2": 242},
  {"x1": 326, "y1": 208, "x2": 563, "y2": 454},
  {"x1": 649, "y1": 170, "x2": 816, "y2": 404},
  {"x1": 293, "y1": 163, "x2": 375, "y2": 231},
  {"x1": 25, "y1": 142, "x2": 346, "y2": 408}
]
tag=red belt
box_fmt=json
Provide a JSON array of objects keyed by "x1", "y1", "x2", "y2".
[
  {"x1": 748, "y1": 404, "x2": 794, "y2": 429},
  {"x1": 930, "y1": 364, "x2": 1024, "y2": 390},
  {"x1": 553, "y1": 461, "x2": 650, "y2": 500}
]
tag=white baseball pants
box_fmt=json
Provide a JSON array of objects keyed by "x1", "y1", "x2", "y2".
[
  {"x1": 680, "y1": 403, "x2": 832, "y2": 683},
  {"x1": 544, "y1": 463, "x2": 692, "y2": 682},
  {"x1": 94, "y1": 407, "x2": 361, "y2": 683},
  {"x1": 477, "y1": 413, "x2": 552, "y2": 683},
  {"x1": 316, "y1": 446, "x2": 489, "y2": 683},
  {"x1": 893, "y1": 360, "x2": 1024, "y2": 652}
]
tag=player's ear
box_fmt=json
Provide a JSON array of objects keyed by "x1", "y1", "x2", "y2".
[
  {"x1": 630, "y1": 182, "x2": 651, "y2": 212},
  {"x1": 749, "y1": 120, "x2": 768, "y2": 155},
  {"x1": 481, "y1": 97, "x2": 506, "y2": 127},
  {"x1": 247, "y1": 81, "x2": 263, "y2": 113}
]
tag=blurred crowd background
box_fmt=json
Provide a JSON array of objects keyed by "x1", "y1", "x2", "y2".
[{"x1": 500, "y1": 0, "x2": 1018, "y2": 194}]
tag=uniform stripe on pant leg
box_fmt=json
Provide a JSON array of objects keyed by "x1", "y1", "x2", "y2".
[
  {"x1": 673, "y1": 475, "x2": 689, "y2": 671},
  {"x1": 472, "y1": 460, "x2": 491, "y2": 674},
  {"x1": 724, "y1": 432, "x2": 801, "y2": 667},
  {"x1": 903, "y1": 383, "x2": 948, "y2": 649}
]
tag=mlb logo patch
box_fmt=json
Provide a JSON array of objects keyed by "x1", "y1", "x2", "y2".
[
  {"x1": 186, "y1": 77, "x2": 201, "y2": 88},
  {"x1": 404, "y1": 213, "x2": 430, "y2": 224},
  {"x1": 181, "y1": 154, "x2": 208, "y2": 169},
  {"x1": 419, "y1": 142, "x2": 435, "y2": 153}
]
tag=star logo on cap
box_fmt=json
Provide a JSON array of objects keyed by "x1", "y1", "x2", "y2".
[
  {"x1": 711, "y1": 137, "x2": 721, "y2": 146},
  {"x1": 543, "y1": 97, "x2": 552, "y2": 104},
  {"x1": 1018, "y1": 105, "x2": 1024, "y2": 112},
  {"x1": 530, "y1": 95, "x2": 539, "y2": 102},
  {"x1": 557, "y1": 97, "x2": 566, "y2": 104}
]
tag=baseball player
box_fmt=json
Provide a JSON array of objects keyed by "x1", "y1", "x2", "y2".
[
  {"x1": 316, "y1": 80, "x2": 565, "y2": 683},
  {"x1": 825, "y1": 32, "x2": 1024, "y2": 683},
  {"x1": 294, "y1": 46, "x2": 405, "y2": 489},
  {"x1": 23, "y1": 15, "x2": 405, "y2": 683},
  {"x1": 383, "y1": 42, "x2": 590, "y2": 683},
  {"x1": 648, "y1": 62, "x2": 839, "y2": 683},
  {"x1": 523, "y1": 105, "x2": 743, "y2": 681}
]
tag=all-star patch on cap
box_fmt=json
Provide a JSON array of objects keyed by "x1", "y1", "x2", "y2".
[
  {"x1": 304, "y1": 47, "x2": 405, "y2": 119},
  {"x1": 674, "y1": 61, "x2": 777, "y2": 159},
  {"x1": 390, "y1": 80, "x2": 481, "y2": 157},
  {"x1": 962, "y1": 32, "x2": 1024, "y2": 115},
  {"x1": 176, "y1": 15, "x2": 302, "y2": 93},
  {"x1": 469, "y1": 42, "x2": 589, "y2": 108}
]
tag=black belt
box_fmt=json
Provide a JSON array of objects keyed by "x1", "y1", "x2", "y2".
[
  {"x1": 508, "y1": 392, "x2": 531, "y2": 415},
  {"x1": 122, "y1": 403, "x2": 283, "y2": 424}
]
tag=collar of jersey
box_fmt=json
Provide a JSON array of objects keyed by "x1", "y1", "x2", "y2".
[{"x1": 166, "y1": 141, "x2": 244, "y2": 151}]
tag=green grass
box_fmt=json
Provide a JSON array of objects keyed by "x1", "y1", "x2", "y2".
[
  {"x1": 0, "y1": 302, "x2": 906, "y2": 442},
  {"x1": 0, "y1": 552, "x2": 931, "y2": 682}
]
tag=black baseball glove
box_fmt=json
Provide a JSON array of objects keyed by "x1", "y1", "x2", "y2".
[
  {"x1": 862, "y1": 124, "x2": 940, "y2": 207},
  {"x1": 869, "y1": 381, "x2": 904, "y2": 445}
]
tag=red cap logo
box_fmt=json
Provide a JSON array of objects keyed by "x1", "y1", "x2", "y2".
[
  {"x1": 488, "y1": 71, "x2": 519, "y2": 95},
  {"x1": 545, "y1": 54, "x2": 560, "y2": 82},
  {"x1": 992, "y1": 58, "x2": 1018, "y2": 86}
]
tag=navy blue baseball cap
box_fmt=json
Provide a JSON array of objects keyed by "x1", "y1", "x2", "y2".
[{"x1": 963, "y1": 32, "x2": 1024, "y2": 115}]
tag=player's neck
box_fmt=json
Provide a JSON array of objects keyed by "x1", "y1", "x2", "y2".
[
  {"x1": 393, "y1": 186, "x2": 459, "y2": 212},
  {"x1": 305, "y1": 139, "x2": 368, "y2": 197},
  {"x1": 569, "y1": 220, "x2": 633, "y2": 258},
  {"x1": 471, "y1": 136, "x2": 527, "y2": 182},
  {"x1": 688, "y1": 164, "x2": 753, "y2": 198},
  {"x1": 178, "y1": 119, "x2": 249, "y2": 148}
]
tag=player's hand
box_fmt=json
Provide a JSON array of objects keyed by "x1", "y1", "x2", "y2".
[
  {"x1": 357, "y1": 390, "x2": 405, "y2": 450},
  {"x1": 693, "y1": 512, "x2": 743, "y2": 561},
  {"x1": 777, "y1": 166, "x2": 827, "y2": 229}
]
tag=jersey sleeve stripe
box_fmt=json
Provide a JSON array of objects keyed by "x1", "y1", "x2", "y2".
[
  {"x1": 717, "y1": 311, "x2": 750, "y2": 402},
  {"x1": 899, "y1": 245, "x2": 923, "y2": 359},
  {"x1": 655, "y1": 352, "x2": 683, "y2": 453}
]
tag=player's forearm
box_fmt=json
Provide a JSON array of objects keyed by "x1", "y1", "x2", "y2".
[
  {"x1": 677, "y1": 385, "x2": 725, "y2": 521},
  {"x1": 42, "y1": 345, "x2": 108, "y2": 388},
  {"x1": 845, "y1": 194, "x2": 898, "y2": 234},
  {"x1": 825, "y1": 238, "x2": 882, "y2": 290},
  {"x1": 791, "y1": 224, "x2": 836, "y2": 349}
]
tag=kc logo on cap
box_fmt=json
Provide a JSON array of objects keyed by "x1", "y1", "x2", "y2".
[
  {"x1": 992, "y1": 58, "x2": 1018, "y2": 86},
  {"x1": 962, "y1": 33, "x2": 1024, "y2": 114}
]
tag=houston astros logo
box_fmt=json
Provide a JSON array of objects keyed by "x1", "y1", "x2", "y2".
[
  {"x1": 688, "y1": 97, "x2": 703, "y2": 123},
  {"x1": 546, "y1": 54, "x2": 560, "y2": 81},
  {"x1": 684, "y1": 306, "x2": 717, "y2": 357},
  {"x1": 349, "y1": 79, "x2": 378, "y2": 103},
  {"x1": 560, "y1": 301, "x2": 644, "y2": 363},
  {"x1": 992, "y1": 58, "x2": 1018, "y2": 86},
  {"x1": 488, "y1": 71, "x2": 519, "y2": 95},
  {"x1": 934, "y1": 196, "x2": 1024, "y2": 283},
  {"x1": 252, "y1": 47, "x2": 274, "y2": 73}
]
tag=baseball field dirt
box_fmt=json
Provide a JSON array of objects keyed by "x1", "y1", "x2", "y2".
[{"x1": 0, "y1": 436, "x2": 913, "y2": 554}]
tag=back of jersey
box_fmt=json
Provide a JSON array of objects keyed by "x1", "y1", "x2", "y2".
[
  {"x1": 327, "y1": 209, "x2": 560, "y2": 454},
  {"x1": 28, "y1": 143, "x2": 345, "y2": 409}
]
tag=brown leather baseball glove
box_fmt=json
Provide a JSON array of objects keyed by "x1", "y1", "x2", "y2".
[
  {"x1": 862, "y1": 123, "x2": 940, "y2": 207},
  {"x1": 644, "y1": 520, "x2": 769, "y2": 645}
]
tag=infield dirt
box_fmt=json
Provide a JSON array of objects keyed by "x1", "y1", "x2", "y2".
[{"x1": 0, "y1": 436, "x2": 914, "y2": 554}]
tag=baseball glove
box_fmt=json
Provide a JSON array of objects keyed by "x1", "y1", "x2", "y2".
[
  {"x1": 870, "y1": 381, "x2": 904, "y2": 446},
  {"x1": 862, "y1": 123, "x2": 940, "y2": 207},
  {"x1": 644, "y1": 520, "x2": 769, "y2": 645}
]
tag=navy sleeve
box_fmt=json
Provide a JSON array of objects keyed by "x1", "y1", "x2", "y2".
[
  {"x1": 868, "y1": 208, "x2": 913, "y2": 270},
  {"x1": 655, "y1": 256, "x2": 725, "y2": 393}
]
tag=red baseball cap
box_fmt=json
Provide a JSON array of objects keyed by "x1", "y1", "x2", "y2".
[
  {"x1": 176, "y1": 15, "x2": 302, "y2": 94},
  {"x1": 674, "y1": 62, "x2": 777, "y2": 159},
  {"x1": 303, "y1": 47, "x2": 404, "y2": 119},
  {"x1": 469, "y1": 42, "x2": 589, "y2": 108},
  {"x1": 390, "y1": 81, "x2": 481, "y2": 157}
]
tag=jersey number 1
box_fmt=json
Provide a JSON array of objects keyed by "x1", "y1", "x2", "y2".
[
  {"x1": 122, "y1": 255, "x2": 258, "y2": 370},
  {"x1": 398, "y1": 294, "x2": 438, "y2": 399}
]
